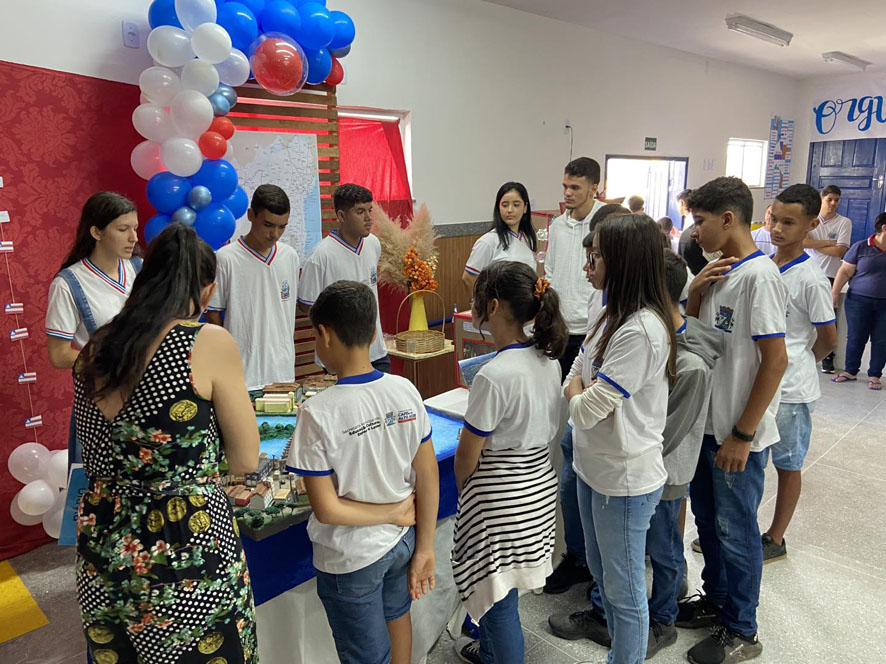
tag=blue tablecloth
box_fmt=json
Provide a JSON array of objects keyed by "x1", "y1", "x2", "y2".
[{"x1": 242, "y1": 410, "x2": 461, "y2": 606}]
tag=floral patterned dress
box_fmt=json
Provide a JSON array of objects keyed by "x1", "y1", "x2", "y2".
[{"x1": 73, "y1": 323, "x2": 257, "y2": 664}]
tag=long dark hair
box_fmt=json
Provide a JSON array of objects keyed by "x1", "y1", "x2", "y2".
[
  {"x1": 588, "y1": 214, "x2": 676, "y2": 381},
  {"x1": 60, "y1": 192, "x2": 137, "y2": 271},
  {"x1": 490, "y1": 182, "x2": 538, "y2": 252},
  {"x1": 473, "y1": 261, "x2": 567, "y2": 359},
  {"x1": 78, "y1": 224, "x2": 217, "y2": 400}
]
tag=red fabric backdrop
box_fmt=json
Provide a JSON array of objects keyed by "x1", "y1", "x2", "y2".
[{"x1": 0, "y1": 61, "x2": 150, "y2": 560}]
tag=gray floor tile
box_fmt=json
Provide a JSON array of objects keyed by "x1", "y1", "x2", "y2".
[{"x1": 813, "y1": 422, "x2": 886, "y2": 481}]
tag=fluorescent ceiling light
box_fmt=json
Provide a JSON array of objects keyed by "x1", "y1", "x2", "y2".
[
  {"x1": 725, "y1": 15, "x2": 793, "y2": 47},
  {"x1": 822, "y1": 51, "x2": 872, "y2": 71}
]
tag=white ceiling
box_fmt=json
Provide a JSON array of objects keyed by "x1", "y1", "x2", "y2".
[{"x1": 483, "y1": 0, "x2": 886, "y2": 79}]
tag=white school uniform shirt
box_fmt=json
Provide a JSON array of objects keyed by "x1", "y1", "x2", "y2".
[
  {"x1": 298, "y1": 231, "x2": 387, "y2": 365},
  {"x1": 464, "y1": 342, "x2": 564, "y2": 451},
  {"x1": 464, "y1": 230, "x2": 537, "y2": 276},
  {"x1": 570, "y1": 309, "x2": 669, "y2": 497},
  {"x1": 286, "y1": 371, "x2": 432, "y2": 574},
  {"x1": 806, "y1": 213, "x2": 852, "y2": 278},
  {"x1": 777, "y1": 254, "x2": 835, "y2": 404},
  {"x1": 751, "y1": 227, "x2": 775, "y2": 256},
  {"x1": 701, "y1": 251, "x2": 787, "y2": 450},
  {"x1": 207, "y1": 238, "x2": 300, "y2": 391},
  {"x1": 45, "y1": 258, "x2": 138, "y2": 348},
  {"x1": 544, "y1": 201, "x2": 606, "y2": 335}
]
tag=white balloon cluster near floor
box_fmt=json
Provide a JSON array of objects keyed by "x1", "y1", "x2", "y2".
[{"x1": 8, "y1": 443, "x2": 69, "y2": 538}]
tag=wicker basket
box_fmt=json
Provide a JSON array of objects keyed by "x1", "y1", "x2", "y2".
[{"x1": 395, "y1": 290, "x2": 446, "y2": 354}]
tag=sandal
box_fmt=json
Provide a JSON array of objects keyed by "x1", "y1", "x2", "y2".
[
  {"x1": 831, "y1": 373, "x2": 858, "y2": 383},
  {"x1": 870, "y1": 378, "x2": 882, "y2": 391}
]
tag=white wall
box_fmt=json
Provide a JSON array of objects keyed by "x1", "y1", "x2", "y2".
[{"x1": 0, "y1": 0, "x2": 801, "y2": 223}]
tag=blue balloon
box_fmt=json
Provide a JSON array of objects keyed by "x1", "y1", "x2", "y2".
[
  {"x1": 260, "y1": 0, "x2": 302, "y2": 39},
  {"x1": 298, "y1": 3, "x2": 334, "y2": 50},
  {"x1": 194, "y1": 204, "x2": 237, "y2": 250},
  {"x1": 328, "y1": 11, "x2": 355, "y2": 50},
  {"x1": 239, "y1": 0, "x2": 266, "y2": 18},
  {"x1": 330, "y1": 44, "x2": 350, "y2": 59},
  {"x1": 305, "y1": 47, "x2": 332, "y2": 85},
  {"x1": 294, "y1": 0, "x2": 325, "y2": 5},
  {"x1": 217, "y1": 2, "x2": 259, "y2": 53},
  {"x1": 224, "y1": 187, "x2": 249, "y2": 219},
  {"x1": 172, "y1": 206, "x2": 197, "y2": 226},
  {"x1": 148, "y1": 0, "x2": 183, "y2": 29},
  {"x1": 144, "y1": 214, "x2": 172, "y2": 244},
  {"x1": 216, "y1": 84, "x2": 238, "y2": 108},
  {"x1": 190, "y1": 159, "x2": 239, "y2": 201},
  {"x1": 209, "y1": 93, "x2": 232, "y2": 116},
  {"x1": 188, "y1": 185, "x2": 213, "y2": 210},
  {"x1": 147, "y1": 172, "x2": 192, "y2": 214}
]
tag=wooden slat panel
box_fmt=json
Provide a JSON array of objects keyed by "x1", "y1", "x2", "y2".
[
  {"x1": 229, "y1": 116, "x2": 340, "y2": 134},
  {"x1": 296, "y1": 353, "x2": 319, "y2": 367},
  {"x1": 236, "y1": 87, "x2": 336, "y2": 106},
  {"x1": 320, "y1": 185, "x2": 337, "y2": 195},
  {"x1": 295, "y1": 363, "x2": 323, "y2": 378},
  {"x1": 295, "y1": 341, "x2": 315, "y2": 354},
  {"x1": 318, "y1": 147, "x2": 339, "y2": 158},
  {"x1": 230, "y1": 103, "x2": 338, "y2": 120}
]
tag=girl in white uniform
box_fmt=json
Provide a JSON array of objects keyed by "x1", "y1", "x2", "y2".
[
  {"x1": 564, "y1": 215, "x2": 676, "y2": 664},
  {"x1": 452, "y1": 261, "x2": 568, "y2": 663},
  {"x1": 462, "y1": 182, "x2": 539, "y2": 295},
  {"x1": 45, "y1": 192, "x2": 140, "y2": 463}
]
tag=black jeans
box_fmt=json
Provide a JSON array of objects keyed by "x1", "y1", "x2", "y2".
[{"x1": 559, "y1": 335, "x2": 585, "y2": 380}]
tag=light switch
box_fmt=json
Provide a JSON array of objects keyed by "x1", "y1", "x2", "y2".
[{"x1": 122, "y1": 21, "x2": 140, "y2": 49}]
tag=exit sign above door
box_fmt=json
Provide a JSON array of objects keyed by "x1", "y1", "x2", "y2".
[{"x1": 644, "y1": 137, "x2": 657, "y2": 151}]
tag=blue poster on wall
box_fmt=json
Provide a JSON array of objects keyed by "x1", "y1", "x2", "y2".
[{"x1": 765, "y1": 116, "x2": 794, "y2": 199}]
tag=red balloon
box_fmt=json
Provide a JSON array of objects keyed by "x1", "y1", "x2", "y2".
[
  {"x1": 325, "y1": 57, "x2": 344, "y2": 86},
  {"x1": 210, "y1": 116, "x2": 235, "y2": 140},
  {"x1": 199, "y1": 131, "x2": 228, "y2": 160},
  {"x1": 252, "y1": 38, "x2": 306, "y2": 96}
]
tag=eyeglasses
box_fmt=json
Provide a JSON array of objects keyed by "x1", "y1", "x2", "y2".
[{"x1": 587, "y1": 251, "x2": 602, "y2": 265}]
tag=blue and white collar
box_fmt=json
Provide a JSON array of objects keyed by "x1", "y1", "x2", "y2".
[
  {"x1": 330, "y1": 230, "x2": 364, "y2": 255},
  {"x1": 82, "y1": 258, "x2": 126, "y2": 294},
  {"x1": 337, "y1": 370, "x2": 384, "y2": 385}
]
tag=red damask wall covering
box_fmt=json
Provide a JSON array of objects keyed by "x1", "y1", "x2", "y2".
[{"x1": 0, "y1": 61, "x2": 150, "y2": 560}]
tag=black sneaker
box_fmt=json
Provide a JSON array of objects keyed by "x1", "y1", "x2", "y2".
[
  {"x1": 548, "y1": 608, "x2": 611, "y2": 647},
  {"x1": 821, "y1": 356, "x2": 835, "y2": 374},
  {"x1": 544, "y1": 552, "x2": 592, "y2": 594},
  {"x1": 762, "y1": 533, "x2": 787, "y2": 564},
  {"x1": 687, "y1": 625, "x2": 763, "y2": 663},
  {"x1": 454, "y1": 637, "x2": 482, "y2": 664},
  {"x1": 676, "y1": 593, "x2": 722, "y2": 629},
  {"x1": 691, "y1": 537, "x2": 702, "y2": 553},
  {"x1": 645, "y1": 621, "x2": 677, "y2": 659}
]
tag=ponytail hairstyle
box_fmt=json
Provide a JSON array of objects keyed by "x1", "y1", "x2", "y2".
[
  {"x1": 60, "y1": 192, "x2": 137, "y2": 271},
  {"x1": 588, "y1": 214, "x2": 676, "y2": 383},
  {"x1": 78, "y1": 224, "x2": 217, "y2": 400},
  {"x1": 490, "y1": 182, "x2": 538, "y2": 252},
  {"x1": 472, "y1": 261, "x2": 567, "y2": 359}
]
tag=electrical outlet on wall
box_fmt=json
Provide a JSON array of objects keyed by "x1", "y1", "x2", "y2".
[{"x1": 122, "y1": 21, "x2": 140, "y2": 49}]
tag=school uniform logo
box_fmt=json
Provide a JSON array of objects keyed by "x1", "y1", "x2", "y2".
[
  {"x1": 385, "y1": 411, "x2": 397, "y2": 427},
  {"x1": 715, "y1": 305, "x2": 735, "y2": 333},
  {"x1": 828, "y1": 232, "x2": 837, "y2": 240},
  {"x1": 397, "y1": 410, "x2": 417, "y2": 424},
  {"x1": 370, "y1": 266, "x2": 378, "y2": 286},
  {"x1": 281, "y1": 280, "x2": 291, "y2": 301}
]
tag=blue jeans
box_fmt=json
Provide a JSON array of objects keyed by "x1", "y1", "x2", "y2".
[
  {"x1": 478, "y1": 588, "x2": 524, "y2": 664},
  {"x1": 769, "y1": 402, "x2": 814, "y2": 471},
  {"x1": 560, "y1": 425, "x2": 587, "y2": 563},
  {"x1": 646, "y1": 497, "x2": 684, "y2": 625},
  {"x1": 844, "y1": 292, "x2": 886, "y2": 378},
  {"x1": 578, "y1": 479, "x2": 662, "y2": 664},
  {"x1": 690, "y1": 435, "x2": 765, "y2": 637},
  {"x1": 316, "y1": 528, "x2": 414, "y2": 664}
]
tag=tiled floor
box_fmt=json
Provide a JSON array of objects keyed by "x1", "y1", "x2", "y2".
[{"x1": 1, "y1": 371, "x2": 884, "y2": 663}]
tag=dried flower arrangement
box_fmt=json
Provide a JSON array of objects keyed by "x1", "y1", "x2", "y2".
[{"x1": 373, "y1": 203, "x2": 439, "y2": 293}]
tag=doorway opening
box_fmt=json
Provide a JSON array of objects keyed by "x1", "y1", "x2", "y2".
[{"x1": 604, "y1": 156, "x2": 689, "y2": 228}]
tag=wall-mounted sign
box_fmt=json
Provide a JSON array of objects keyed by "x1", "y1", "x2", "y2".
[
  {"x1": 811, "y1": 79, "x2": 886, "y2": 141},
  {"x1": 766, "y1": 116, "x2": 794, "y2": 199},
  {"x1": 644, "y1": 137, "x2": 657, "y2": 151}
]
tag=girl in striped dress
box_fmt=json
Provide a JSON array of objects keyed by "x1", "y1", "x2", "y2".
[{"x1": 452, "y1": 261, "x2": 568, "y2": 663}]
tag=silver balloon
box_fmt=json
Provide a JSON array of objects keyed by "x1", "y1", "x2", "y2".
[
  {"x1": 216, "y1": 84, "x2": 238, "y2": 108},
  {"x1": 209, "y1": 93, "x2": 231, "y2": 116},
  {"x1": 188, "y1": 185, "x2": 213, "y2": 211},
  {"x1": 172, "y1": 206, "x2": 197, "y2": 226}
]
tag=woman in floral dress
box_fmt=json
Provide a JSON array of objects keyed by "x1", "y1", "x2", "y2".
[{"x1": 73, "y1": 224, "x2": 261, "y2": 664}]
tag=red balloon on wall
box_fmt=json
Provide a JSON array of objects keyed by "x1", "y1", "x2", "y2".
[
  {"x1": 251, "y1": 37, "x2": 307, "y2": 96},
  {"x1": 325, "y1": 57, "x2": 344, "y2": 86},
  {"x1": 199, "y1": 131, "x2": 228, "y2": 160},
  {"x1": 210, "y1": 116, "x2": 235, "y2": 140}
]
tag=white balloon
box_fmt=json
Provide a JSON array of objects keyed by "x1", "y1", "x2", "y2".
[
  {"x1": 131, "y1": 140, "x2": 166, "y2": 180},
  {"x1": 47, "y1": 450, "x2": 69, "y2": 489},
  {"x1": 139, "y1": 66, "x2": 182, "y2": 105},
  {"x1": 224, "y1": 142, "x2": 235, "y2": 161},
  {"x1": 7, "y1": 442, "x2": 51, "y2": 484},
  {"x1": 169, "y1": 89, "x2": 214, "y2": 138},
  {"x1": 132, "y1": 103, "x2": 176, "y2": 143},
  {"x1": 162, "y1": 137, "x2": 203, "y2": 177},
  {"x1": 181, "y1": 59, "x2": 220, "y2": 96},
  {"x1": 175, "y1": 0, "x2": 217, "y2": 33},
  {"x1": 10, "y1": 491, "x2": 43, "y2": 526},
  {"x1": 147, "y1": 26, "x2": 195, "y2": 68},
  {"x1": 41, "y1": 491, "x2": 66, "y2": 539},
  {"x1": 18, "y1": 480, "x2": 56, "y2": 516},
  {"x1": 216, "y1": 49, "x2": 250, "y2": 87},
  {"x1": 190, "y1": 23, "x2": 232, "y2": 65}
]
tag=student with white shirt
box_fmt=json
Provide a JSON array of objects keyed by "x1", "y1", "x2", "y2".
[
  {"x1": 751, "y1": 205, "x2": 775, "y2": 255},
  {"x1": 462, "y1": 181, "x2": 539, "y2": 295},
  {"x1": 680, "y1": 177, "x2": 788, "y2": 664},
  {"x1": 762, "y1": 185, "x2": 837, "y2": 564},
  {"x1": 298, "y1": 184, "x2": 391, "y2": 373},
  {"x1": 452, "y1": 261, "x2": 568, "y2": 664},
  {"x1": 46, "y1": 192, "x2": 140, "y2": 464},
  {"x1": 804, "y1": 184, "x2": 852, "y2": 373},
  {"x1": 205, "y1": 185, "x2": 300, "y2": 391},
  {"x1": 287, "y1": 281, "x2": 439, "y2": 664},
  {"x1": 563, "y1": 215, "x2": 675, "y2": 664},
  {"x1": 677, "y1": 189, "x2": 708, "y2": 275}
]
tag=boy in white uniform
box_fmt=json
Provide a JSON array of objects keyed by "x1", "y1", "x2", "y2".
[
  {"x1": 287, "y1": 281, "x2": 438, "y2": 664},
  {"x1": 680, "y1": 177, "x2": 788, "y2": 664},
  {"x1": 762, "y1": 185, "x2": 837, "y2": 563},
  {"x1": 205, "y1": 185, "x2": 300, "y2": 391},
  {"x1": 298, "y1": 184, "x2": 390, "y2": 373}
]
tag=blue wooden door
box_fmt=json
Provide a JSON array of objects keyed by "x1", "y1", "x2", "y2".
[{"x1": 806, "y1": 138, "x2": 886, "y2": 245}]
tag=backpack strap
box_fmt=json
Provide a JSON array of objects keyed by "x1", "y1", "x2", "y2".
[{"x1": 58, "y1": 268, "x2": 99, "y2": 337}]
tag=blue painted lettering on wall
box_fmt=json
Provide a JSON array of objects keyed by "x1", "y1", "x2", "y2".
[{"x1": 814, "y1": 96, "x2": 886, "y2": 135}]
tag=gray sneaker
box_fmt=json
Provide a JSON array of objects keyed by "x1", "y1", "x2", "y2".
[
  {"x1": 761, "y1": 533, "x2": 787, "y2": 564},
  {"x1": 646, "y1": 621, "x2": 677, "y2": 659},
  {"x1": 687, "y1": 625, "x2": 763, "y2": 664}
]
